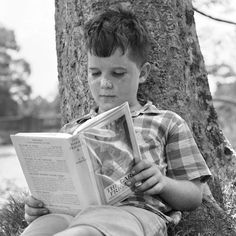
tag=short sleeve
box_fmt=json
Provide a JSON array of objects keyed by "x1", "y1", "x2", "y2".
[
  {"x1": 60, "y1": 120, "x2": 78, "y2": 134},
  {"x1": 165, "y1": 115, "x2": 211, "y2": 182},
  {"x1": 60, "y1": 114, "x2": 93, "y2": 134}
]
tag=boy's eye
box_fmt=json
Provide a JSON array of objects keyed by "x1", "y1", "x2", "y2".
[
  {"x1": 112, "y1": 72, "x2": 125, "y2": 77},
  {"x1": 91, "y1": 72, "x2": 101, "y2": 77}
]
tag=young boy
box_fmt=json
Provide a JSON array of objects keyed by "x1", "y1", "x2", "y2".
[{"x1": 22, "y1": 7, "x2": 211, "y2": 236}]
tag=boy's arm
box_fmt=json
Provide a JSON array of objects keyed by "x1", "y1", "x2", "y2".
[
  {"x1": 128, "y1": 159, "x2": 203, "y2": 211},
  {"x1": 158, "y1": 176, "x2": 203, "y2": 211}
]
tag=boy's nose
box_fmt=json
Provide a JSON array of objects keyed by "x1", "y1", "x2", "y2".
[{"x1": 100, "y1": 77, "x2": 113, "y2": 89}]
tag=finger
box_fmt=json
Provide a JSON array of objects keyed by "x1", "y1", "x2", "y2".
[
  {"x1": 25, "y1": 204, "x2": 49, "y2": 217},
  {"x1": 135, "y1": 175, "x2": 160, "y2": 192},
  {"x1": 144, "y1": 184, "x2": 164, "y2": 195},
  {"x1": 25, "y1": 211, "x2": 48, "y2": 224},
  {"x1": 25, "y1": 213, "x2": 39, "y2": 224},
  {"x1": 132, "y1": 167, "x2": 156, "y2": 183},
  {"x1": 25, "y1": 195, "x2": 44, "y2": 208},
  {"x1": 132, "y1": 159, "x2": 153, "y2": 174}
]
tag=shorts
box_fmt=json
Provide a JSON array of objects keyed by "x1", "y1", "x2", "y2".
[
  {"x1": 70, "y1": 205, "x2": 168, "y2": 236},
  {"x1": 21, "y1": 205, "x2": 168, "y2": 236}
]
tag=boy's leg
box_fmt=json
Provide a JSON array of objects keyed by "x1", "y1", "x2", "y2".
[
  {"x1": 54, "y1": 225, "x2": 104, "y2": 236},
  {"x1": 20, "y1": 214, "x2": 73, "y2": 236},
  {"x1": 61, "y1": 205, "x2": 167, "y2": 236}
]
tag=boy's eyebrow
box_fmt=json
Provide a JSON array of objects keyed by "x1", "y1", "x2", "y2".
[
  {"x1": 112, "y1": 67, "x2": 127, "y2": 70},
  {"x1": 88, "y1": 66, "x2": 127, "y2": 70},
  {"x1": 89, "y1": 66, "x2": 127, "y2": 70}
]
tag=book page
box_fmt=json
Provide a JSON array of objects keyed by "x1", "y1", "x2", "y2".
[
  {"x1": 15, "y1": 132, "x2": 72, "y2": 138},
  {"x1": 10, "y1": 135, "x2": 84, "y2": 216}
]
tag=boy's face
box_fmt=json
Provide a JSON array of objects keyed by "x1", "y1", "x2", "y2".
[{"x1": 87, "y1": 48, "x2": 149, "y2": 113}]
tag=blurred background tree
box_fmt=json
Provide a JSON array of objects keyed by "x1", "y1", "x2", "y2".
[
  {"x1": 0, "y1": 24, "x2": 60, "y2": 145},
  {"x1": 0, "y1": 26, "x2": 31, "y2": 117},
  {"x1": 193, "y1": 0, "x2": 236, "y2": 149},
  {"x1": 28, "y1": 95, "x2": 60, "y2": 117},
  {"x1": 214, "y1": 83, "x2": 236, "y2": 149},
  {"x1": 0, "y1": 25, "x2": 60, "y2": 118}
]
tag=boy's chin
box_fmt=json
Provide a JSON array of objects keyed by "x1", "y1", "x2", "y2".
[{"x1": 98, "y1": 102, "x2": 122, "y2": 113}]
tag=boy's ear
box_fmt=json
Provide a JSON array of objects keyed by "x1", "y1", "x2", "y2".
[{"x1": 139, "y1": 62, "x2": 151, "y2": 84}]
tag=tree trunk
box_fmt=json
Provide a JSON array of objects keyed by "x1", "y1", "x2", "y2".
[{"x1": 55, "y1": 0, "x2": 236, "y2": 235}]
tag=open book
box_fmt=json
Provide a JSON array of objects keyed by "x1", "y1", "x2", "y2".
[{"x1": 10, "y1": 102, "x2": 141, "y2": 216}]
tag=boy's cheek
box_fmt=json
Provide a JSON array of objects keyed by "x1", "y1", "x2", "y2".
[
  {"x1": 89, "y1": 81, "x2": 100, "y2": 95},
  {"x1": 88, "y1": 79, "x2": 98, "y2": 87}
]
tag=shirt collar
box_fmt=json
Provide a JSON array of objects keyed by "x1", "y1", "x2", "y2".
[{"x1": 131, "y1": 101, "x2": 161, "y2": 117}]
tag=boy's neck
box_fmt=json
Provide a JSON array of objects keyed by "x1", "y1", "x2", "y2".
[
  {"x1": 129, "y1": 103, "x2": 142, "y2": 113},
  {"x1": 97, "y1": 102, "x2": 143, "y2": 114}
]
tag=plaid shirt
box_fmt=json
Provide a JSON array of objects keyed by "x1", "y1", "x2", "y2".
[{"x1": 61, "y1": 101, "x2": 211, "y2": 223}]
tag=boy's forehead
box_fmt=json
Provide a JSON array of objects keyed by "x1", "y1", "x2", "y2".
[
  {"x1": 87, "y1": 48, "x2": 137, "y2": 67},
  {"x1": 88, "y1": 47, "x2": 125, "y2": 58}
]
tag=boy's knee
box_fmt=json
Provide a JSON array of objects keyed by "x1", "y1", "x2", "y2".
[{"x1": 54, "y1": 225, "x2": 104, "y2": 236}]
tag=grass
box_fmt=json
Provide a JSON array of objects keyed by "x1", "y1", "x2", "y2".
[
  {"x1": 0, "y1": 180, "x2": 28, "y2": 236},
  {"x1": 0, "y1": 195, "x2": 28, "y2": 236}
]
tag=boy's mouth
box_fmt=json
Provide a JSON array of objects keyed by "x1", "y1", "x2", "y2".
[{"x1": 100, "y1": 94, "x2": 116, "y2": 97}]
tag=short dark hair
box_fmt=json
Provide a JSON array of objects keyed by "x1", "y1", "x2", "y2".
[{"x1": 84, "y1": 8, "x2": 150, "y2": 66}]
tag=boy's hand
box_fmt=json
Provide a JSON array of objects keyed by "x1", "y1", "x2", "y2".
[
  {"x1": 128, "y1": 159, "x2": 167, "y2": 195},
  {"x1": 25, "y1": 195, "x2": 49, "y2": 224},
  {"x1": 127, "y1": 159, "x2": 203, "y2": 211}
]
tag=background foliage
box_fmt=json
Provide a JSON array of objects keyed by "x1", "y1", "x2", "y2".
[{"x1": 193, "y1": 0, "x2": 236, "y2": 149}]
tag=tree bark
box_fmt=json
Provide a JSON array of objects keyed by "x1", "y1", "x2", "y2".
[{"x1": 55, "y1": 0, "x2": 236, "y2": 235}]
